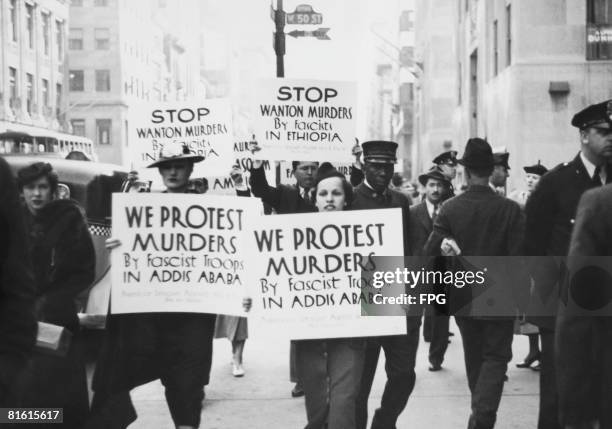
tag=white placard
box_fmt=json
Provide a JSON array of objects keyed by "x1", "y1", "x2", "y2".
[
  {"x1": 110, "y1": 193, "x2": 259, "y2": 316},
  {"x1": 253, "y1": 79, "x2": 357, "y2": 162},
  {"x1": 128, "y1": 99, "x2": 234, "y2": 177},
  {"x1": 248, "y1": 209, "x2": 407, "y2": 339}
]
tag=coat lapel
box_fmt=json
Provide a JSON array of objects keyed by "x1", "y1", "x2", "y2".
[{"x1": 415, "y1": 202, "x2": 432, "y2": 232}]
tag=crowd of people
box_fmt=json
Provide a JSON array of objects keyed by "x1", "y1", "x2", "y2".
[{"x1": 0, "y1": 99, "x2": 611, "y2": 429}]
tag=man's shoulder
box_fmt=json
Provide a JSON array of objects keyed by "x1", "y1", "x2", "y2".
[
  {"x1": 540, "y1": 157, "x2": 581, "y2": 185},
  {"x1": 388, "y1": 188, "x2": 410, "y2": 206},
  {"x1": 409, "y1": 200, "x2": 426, "y2": 214}
]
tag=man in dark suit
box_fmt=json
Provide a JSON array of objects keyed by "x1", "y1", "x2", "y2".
[
  {"x1": 425, "y1": 138, "x2": 525, "y2": 429},
  {"x1": 558, "y1": 184, "x2": 612, "y2": 429},
  {"x1": 409, "y1": 165, "x2": 452, "y2": 371},
  {"x1": 353, "y1": 140, "x2": 417, "y2": 429},
  {"x1": 524, "y1": 100, "x2": 612, "y2": 429},
  {"x1": 249, "y1": 159, "x2": 318, "y2": 214},
  {"x1": 490, "y1": 150, "x2": 510, "y2": 197}
]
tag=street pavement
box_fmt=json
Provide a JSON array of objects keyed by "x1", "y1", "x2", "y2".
[{"x1": 127, "y1": 320, "x2": 539, "y2": 428}]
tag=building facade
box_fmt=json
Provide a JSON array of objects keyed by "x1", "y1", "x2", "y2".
[
  {"x1": 453, "y1": 0, "x2": 612, "y2": 191},
  {"x1": 0, "y1": 0, "x2": 70, "y2": 147},
  {"x1": 67, "y1": 0, "x2": 204, "y2": 166},
  {"x1": 413, "y1": 0, "x2": 458, "y2": 177}
]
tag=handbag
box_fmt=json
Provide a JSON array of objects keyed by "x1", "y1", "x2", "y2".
[{"x1": 35, "y1": 322, "x2": 72, "y2": 357}]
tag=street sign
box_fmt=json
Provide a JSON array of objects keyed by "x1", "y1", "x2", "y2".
[
  {"x1": 286, "y1": 4, "x2": 323, "y2": 25},
  {"x1": 287, "y1": 27, "x2": 330, "y2": 40}
]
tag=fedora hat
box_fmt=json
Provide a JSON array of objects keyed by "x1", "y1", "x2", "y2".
[
  {"x1": 418, "y1": 165, "x2": 452, "y2": 186},
  {"x1": 457, "y1": 138, "x2": 494, "y2": 169}
]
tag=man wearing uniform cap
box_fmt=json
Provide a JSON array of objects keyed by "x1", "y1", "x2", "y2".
[
  {"x1": 424, "y1": 137, "x2": 525, "y2": 429},
  {"x1": 433, "y1": 150, "x2": 459, "y2": 181},
  {"x1": 353, "y1": 140, "x2": 419, "y2": 429},
  {"x1": 408, "y1": 165, "x2": 453, "y2": 372},
  {"x1": 554, "y1": 101, "x2": 612, "y2": 429},
  {"x1": 490, "y1": 149, "x2": 510, "y2": 196},
  {"x1": 90, "y1": 142, "x2": 216, "y2": 429},
  {"x1": 525, "y1": 100, "x2": 612, "y2": 429}
]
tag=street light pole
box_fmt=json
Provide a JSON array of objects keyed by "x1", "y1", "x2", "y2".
[{"x1": 273, "y1": 0, "x2": 286, "y2": 78}]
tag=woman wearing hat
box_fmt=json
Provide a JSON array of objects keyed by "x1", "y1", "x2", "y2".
[
  {"x1": 91, "y1": 143, "x2": 219, "y2": 429},
  {"x1": 294, "y1": 162, "x2": 366, "y2": 429},
  {"x1": 509, "y1": 162, "x2": 548, "y2": 371},
  {"x1": 509, "y1": 162, "x2": 548, "y2": 209}
]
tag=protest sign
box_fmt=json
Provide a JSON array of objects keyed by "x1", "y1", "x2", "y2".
[
  {"x1": 128, "y1": 98, "x2": 234, "y2": 177},
  {"x1": 253, "y1": 79, "x2": 357, "y2": 162},
  {"x1": 110, "y1": 193, "x2": 258, "y2": 316},
  {"x1": 248, "y1": 209, "x2": 407, "y2": 340}
]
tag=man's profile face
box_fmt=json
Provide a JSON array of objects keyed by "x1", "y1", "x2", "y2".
[
  {"x1": 293, "y1": 162, "x2": 318, "y2": 189},
  {"x1": 583, "y1": 126, "x2": 612, "y2": 163},
  {"x1": 490, "y1": 165, "x2": 509, "y2": 187},
  {"x1": 158, "y1": 160, "x2": 193, "y2": 191},
  {"x1": 364, "y1": 161, "x2": 394, "y2": 192}
]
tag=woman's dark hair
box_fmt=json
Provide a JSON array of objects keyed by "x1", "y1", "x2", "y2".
[
  {"x1": 16, "y1": 162, "x2": 59, "y2": 194},
  {"x1": 312, "y1": 162, "x2": 354, "y2": 208}
]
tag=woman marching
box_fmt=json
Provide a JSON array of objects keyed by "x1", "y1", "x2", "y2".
[
  {"x1": 295, "y1": 162, "x2": 366, "y2": 429},
  {"x1": 16, "y1": 162, "x2": 95, "y2": 428}
]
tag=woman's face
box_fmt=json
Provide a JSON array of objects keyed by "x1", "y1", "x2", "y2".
[
  {"x1": 22, "y1": 176, "x2": 53, "y2": 214},
  {"x1": 315, "y1": 177, "x2": 346, "y2": 212},
  {"x1": 525, "y1": 173, "x2": 541, "y2": 192}
]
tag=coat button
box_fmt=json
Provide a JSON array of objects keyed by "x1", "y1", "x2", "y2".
[{"x1": 570, "y1": 219, "x2": 575, "y2": 224}]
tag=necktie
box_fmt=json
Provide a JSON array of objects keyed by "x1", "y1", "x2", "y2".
[
  {"x1": 302, "y1": 187, "x2": 311, "y2": 200},
  {"x1": 593, "y1": 166, "x2": 603, "y2": 187},
  {"x1": 432, "y1": 205, "x2": 439, "y2": 221}
]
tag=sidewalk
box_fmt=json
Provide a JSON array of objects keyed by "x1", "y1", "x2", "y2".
[{"x1": 129, "y1": 320, "x2": 539, "y2": 428}]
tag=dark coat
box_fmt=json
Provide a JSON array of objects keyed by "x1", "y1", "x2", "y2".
[
  {"x1": 423, "y1": 185, "x2": 526, "y2": 318},
  {"x1": 19, "y1": 199, "x2": 94, "y2": 427},
  {"x1": 249, "y1": 166, "x2": 315, "y2": 214},
  {"x1": 524, "y1": 153, "x2": 606, "y2": 329},
  {"x1": 407, "y1": 201, "x2": 432, "y2": 256},
  {"x1": 351, "y1": 183, "x2": 412, "y2": 255},
  {"x1": 556, "y1": 184, "x2": 612, "y2": 427},
  {"x1": 25, "y1": 199, "x2": 95, "y2": 332},
  {"x1": 0, "y1": 157, "x2": 36, "y2": 404}
]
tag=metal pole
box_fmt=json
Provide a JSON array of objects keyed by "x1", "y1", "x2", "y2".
[{"x1": 274, "y1": 0, "x2": 285, "y2": 78}]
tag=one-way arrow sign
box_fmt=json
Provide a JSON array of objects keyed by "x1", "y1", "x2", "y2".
[{"x1": 287, "y1": 27, "x2": 330, "y2": 40}]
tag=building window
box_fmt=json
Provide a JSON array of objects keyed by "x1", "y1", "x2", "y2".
[
  {"x1": 9, "y1": 68, "x2": 17, "y2": 109},
  {"x1": 94, "y1": 0, "x2": 108, "y2": 6},
  {"x1": 56, "y1": 20, "x2": 64, "y2": 58},
  {"x1": 26, "y1": 74, "x2": 34, "y2": 114},
  {"x1": 42, "y1": 79, "x2": 49, "y2": 107},
  {"x1": 9, "y1": 0, "x2": 17, "y2": 42},
  {"x1": 69, "y1": 28, "x2": 84, "y2": 50},
  {"x1": 42, "y1": 13, "x2": 50, "y2": 55},
  {"x1": 587, "y1": 0, "x2": 612, "y2": 60},
  {"x1": 69, "y1": 70, "x2": 84, "y2": 91},
  {"x1": 492, "y1": 19, "x2": 499, "y2": 76},
  {"x1": 25, "y1": 3, "x2": 34, "y2": 49},
  {"x1": 71, "y1": 119, "x2": 86, "y2": 136},
  {"x1": 95, "y1": 70, "x2": 110, "y2": 91},
  {"x1": 72, "y1": 0, "x2": 83, "y2": 5},
  {"x1": 506, "y1": 4, "x2": 512, "y2": 66},
  {"x1": 95, "y1": 28, "x2": 110, "y2": 50},
  {"x1": 56, "y1": 83, "x2": 62, "y2": 119},
  {"x1": 96, "y1": 119, "x2": 112, "y2": 145}
]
